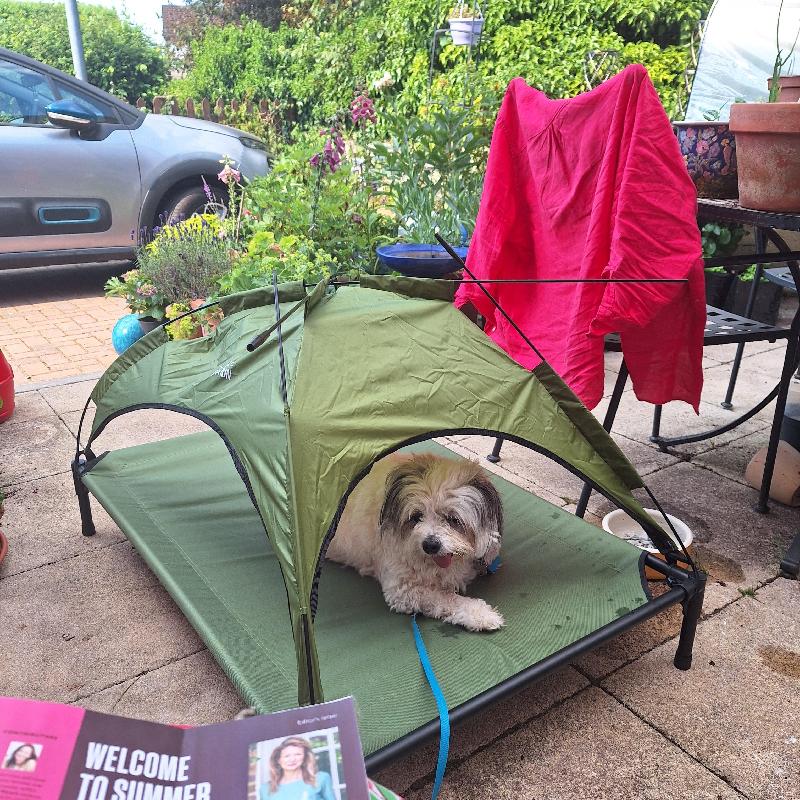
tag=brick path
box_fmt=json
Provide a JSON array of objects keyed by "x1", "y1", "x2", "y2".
[{"x1": 0, "y1": 263, "x2": 126, "y2": 385}]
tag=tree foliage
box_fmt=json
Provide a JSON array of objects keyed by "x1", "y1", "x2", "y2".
[{"x1": 0, "y1": 0, "x2": 168, "y2": 102}]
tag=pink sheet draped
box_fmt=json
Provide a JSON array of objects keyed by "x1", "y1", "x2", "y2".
[{"x1": 455, "y1": 65, "x2": 705, "y2": 411}]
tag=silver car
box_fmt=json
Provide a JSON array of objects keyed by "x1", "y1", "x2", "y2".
[{"x1": 0, "y1": 47, "x2": 269, "y2": 270}]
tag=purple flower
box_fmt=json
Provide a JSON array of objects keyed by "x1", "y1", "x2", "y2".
[
  {"x1": 350, "y1": 91, "x2": 377, "y2": 127},
  {"x1": 201, "y1": 175, "x2": 214, "y2": 203}
]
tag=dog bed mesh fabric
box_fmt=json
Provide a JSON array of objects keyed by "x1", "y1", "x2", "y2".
[
  {"x1": 83, "y1": 275, "x2": 673, "y2": 705},
  {"x1": 82, "y1": 434, "x2": 648, "y2": 756}
]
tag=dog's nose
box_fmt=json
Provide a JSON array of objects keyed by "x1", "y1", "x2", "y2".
[{"x1": 422, "y1": 536, "x2": 441, "y2": 555}]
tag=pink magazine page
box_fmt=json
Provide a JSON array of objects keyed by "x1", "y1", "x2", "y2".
[{"x1": 0, "y1": 697, "x2": 85, "y2": 800}]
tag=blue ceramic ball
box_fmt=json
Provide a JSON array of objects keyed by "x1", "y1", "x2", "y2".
[{"x1": 112, "y1": 314, "x2": 145, "y2": 355}]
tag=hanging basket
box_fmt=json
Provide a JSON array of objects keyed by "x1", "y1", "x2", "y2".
[{"x1": 448, "y1": 17, "x2": 484, "y2": 46}]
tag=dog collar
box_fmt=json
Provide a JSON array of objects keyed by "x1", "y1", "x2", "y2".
[{"x1": 477, "y1": 555, "x2": 502, "y2": 575}]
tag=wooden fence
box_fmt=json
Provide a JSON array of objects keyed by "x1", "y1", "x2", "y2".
[{"x1": 134, "y1": 96, "x2": 295, "y2": 127}]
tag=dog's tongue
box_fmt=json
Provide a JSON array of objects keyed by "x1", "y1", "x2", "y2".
[{"x1": 433, "y1": 554, "x2": 453, "y2": 569}]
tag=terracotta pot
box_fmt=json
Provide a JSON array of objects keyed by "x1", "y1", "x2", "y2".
[
  {"x1": 673, "y1": 121, "x2": 737, "y2": 199},
  {"x1": 767, "y1": 75, "x2": 800, "y2": 102},
  {"x1": 745, "y1": 441, "x2": 800, "y2": 506},
  {"x1": 729, "y1": 102, "x2": 800, "y2": 211}
]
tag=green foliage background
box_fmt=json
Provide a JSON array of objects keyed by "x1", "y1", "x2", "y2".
[
  {"x1": 0, "y1": 0, "x2": 168, "y2": 102},
  {"x1": 172, "y1": 0, "x2": 712, "y2": 125}
]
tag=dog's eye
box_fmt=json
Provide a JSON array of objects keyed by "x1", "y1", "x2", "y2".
[
  {"x1": 444, "y1": 514, "x2": 462, "y2": 528},
  {"x1": 409, "y1": 511, "x2": 423, "y2": 525}
]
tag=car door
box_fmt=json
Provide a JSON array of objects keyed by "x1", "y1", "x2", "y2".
[{"x1": 0, "y1": 55, "x2": 141, "y2": 265}]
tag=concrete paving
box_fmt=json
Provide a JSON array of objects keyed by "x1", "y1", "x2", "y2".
[{"x1": 1, "y1": 332, "x2": 799, "y2": 798}]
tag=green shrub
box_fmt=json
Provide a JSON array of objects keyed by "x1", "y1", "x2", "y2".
[
  {"x1": 0, "y1": 0, "x2": 168, "y2": 102},
  {"x1": 174, "y1": 0, "x2": 711, "y2": 126}
]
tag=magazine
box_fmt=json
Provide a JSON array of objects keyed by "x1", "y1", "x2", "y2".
[{"x1": 0, "y1": 695, "x2": 377, "y2": 800}]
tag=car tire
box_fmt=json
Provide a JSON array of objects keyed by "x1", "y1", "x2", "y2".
[{"x1": 158, "y1": 185, "x2": 216, "y2": 227}]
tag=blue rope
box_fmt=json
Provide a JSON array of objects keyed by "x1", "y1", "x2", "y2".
[
  {"x1": 412, "y1": 613, "x2": 450, "y2": 800},
  {"x1": 486, "y1": 555, "x2": 501, "y2": 574}
]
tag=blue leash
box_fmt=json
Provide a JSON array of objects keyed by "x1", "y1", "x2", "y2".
[
  {"x1": 412, "y1": 613, "x2": 450, "y2": 800},
  {"x1": 411, "y1": 555, "x2": 501, "y2": 800}
]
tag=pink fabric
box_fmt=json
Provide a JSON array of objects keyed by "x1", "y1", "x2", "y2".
[{"x1": 455, "y1": 65, "x2": 705, "y2": 411}]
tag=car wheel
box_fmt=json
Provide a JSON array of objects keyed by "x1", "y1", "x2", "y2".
[{"x1": 158, "y1": 185, "x2": 224, "y2": 227}]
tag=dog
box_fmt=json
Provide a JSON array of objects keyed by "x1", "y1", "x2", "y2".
[{"x1": 327, "y1": 452, "x2": 505, "y2": 631}]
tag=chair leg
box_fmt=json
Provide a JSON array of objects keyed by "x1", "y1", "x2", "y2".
[
  {"x1": 757, "y1": 332, "x2": 800, "y2": 513},
  {"x1": 674, "y1": 571, "x2": 707, "y2": 670},
  {"x1": 486, "y1": 436, "x2": 503, "y2": 463},
  {"x1": 722, "y1": 227, "x2": 766, "y2": 410},
  {"x1": 576, "y1": 360, "x2": 629, "y2": 518}
]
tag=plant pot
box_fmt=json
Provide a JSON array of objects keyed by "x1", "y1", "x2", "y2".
[
  {"x1": 376, "y1": 243, "x2": 468, "y2": 278},
  {"x1": 0, "y1": 348, "x2": 15, "y2": 424},
  {"x1": 704, "y1": 271, "x2": 784, "y2": 325},
  {"x1": 673, "y1": 121, "x2": 738, "y2": 199},
  {"x1": 767, "y1": 75, "x2": 800, "y2": 102},
  {"x1": 448, "y1": 17, "x2": 484, "y2": 46},
  {"x1": 137, "y1": 315, "x2": 162, "y2": 334},
  {"x1": 729, "y1": 102, "x2": 800, "y2": 212}
]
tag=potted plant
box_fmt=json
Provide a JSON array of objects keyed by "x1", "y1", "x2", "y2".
[
  {"x1": 673, "y1": 112, "x2": 738, "y2": 200},
  {"x1": 104, "y1": 268, "x2": 167, "y2": 333},
  {"x1": 447, "y1": 3, "x2": 484, "y2": 47},
  {"x1": 370, "y1": 104, "x2": 490, "y2": 277},
  {"x1": 729, "y1": 0, "x2": 800, "y2": 211}
]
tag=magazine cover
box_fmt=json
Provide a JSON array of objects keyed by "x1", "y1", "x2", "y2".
[{"x1": 0, "y1": 695, "x2": 370, "y2": 800}]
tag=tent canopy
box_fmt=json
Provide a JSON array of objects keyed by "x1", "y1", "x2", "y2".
[{"x1": 86, "y1": 275, "x2": 674, "y2": 703}]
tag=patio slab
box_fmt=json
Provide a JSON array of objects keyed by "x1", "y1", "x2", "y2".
[
  {"x1": 375, "y1": 667, "x2": 589, "y2": 795},
  {"x1": 404, "y1": 687, "x2": 741, "y2": 800},
  {"x1": 0, "y1": 470, "x2": 125, "y2": 578},
  {"x1": 0, "y1": 541, "x2": 204, "y2": 702},
  {"x1": 36, "y1": 378, "x2": 96, "y2": 416},
  {"x1": 591, "y1": 391, "x2": 770, "y2": 457},
  {"x1": 77, "y1": 650, "x2": 244, "y2": 726},
  {"x1": 591, "y1": 460, "x2": 797, "y2": 589},
  {"x1": 0, "y1": 414, "x2": 77, "y2": 486},
  {"x1": 603, "y1": 583, "x2": 800, "y2": 800}
]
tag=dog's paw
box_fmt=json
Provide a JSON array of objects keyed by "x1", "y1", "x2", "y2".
[
  {"x1": 452, "y1": 598, "x2": 505, "y2": 632},
  {"x1": 234, "y1": 707, "x2": 256, "y2": 720}
]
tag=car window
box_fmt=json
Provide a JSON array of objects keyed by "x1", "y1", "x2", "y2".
[
  {"x1": 0, "y1": 57, "x2": 56, "y2": 125},
  {"x1": 53, "y1": 79, "x2": 120, "y2": 124}
]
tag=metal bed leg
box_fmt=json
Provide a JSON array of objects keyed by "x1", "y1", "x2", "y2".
[
  {"x1": 722, "y1": 227, "x2": 767, "y2": 410},
  {"x1": 780, "y1": 533, "x2": 800, "y2": 578},
  {"x1": 486, "y1": 436, "x2": 503, "y2": 463},
  {"x1": 576, "y1": 361, "x2": 629, "y2": 518},
  {"x1": 674, "y1": 570, "x2": 707, "y2": 670},
  {"x1": 756, "y1": 331, "x2": 800, "y2": 513}
]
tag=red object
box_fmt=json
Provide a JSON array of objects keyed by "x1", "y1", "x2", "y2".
[
  {"x1": 455, "y1": 65, "x2": 705, "y2": 411},
  {"x1": 0, "y1": 347, "x2": 14, "y2": 423}
]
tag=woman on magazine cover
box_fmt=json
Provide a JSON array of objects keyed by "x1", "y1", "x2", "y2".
[
  {"x1": 4, "y1": 743, "x2": 38, "y2": 772},
  {"x1": 260, "y1": 736, "x2": 336, "y2": 800}
]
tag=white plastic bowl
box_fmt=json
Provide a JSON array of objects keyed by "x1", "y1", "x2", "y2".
[{"x1": 601, "y1": 508, "x2": 693, "y2": 552}]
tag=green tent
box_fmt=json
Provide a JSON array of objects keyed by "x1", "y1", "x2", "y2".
[{"x1": 75, "y1": 276, "x2": 703, "y2": 760}]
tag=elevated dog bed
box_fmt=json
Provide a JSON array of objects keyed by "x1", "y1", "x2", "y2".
[{"x1": 73, "y1": 276, "x2": 705, "y2": 768}]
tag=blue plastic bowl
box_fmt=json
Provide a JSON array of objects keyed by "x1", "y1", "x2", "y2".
[{"x1": 376, "y1": 243, "x2": 468, "y2": 278}]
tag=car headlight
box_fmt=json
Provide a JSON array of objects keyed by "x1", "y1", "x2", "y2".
[{"x1": 239, "y1": 136, "x2": 268, "y2": 152}]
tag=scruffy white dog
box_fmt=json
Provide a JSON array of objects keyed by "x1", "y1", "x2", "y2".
[{"x1": 327, "y1": 452, "x2": 504, "y2": 631}]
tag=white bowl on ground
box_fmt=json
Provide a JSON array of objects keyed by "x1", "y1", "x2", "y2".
[{"x1": 602, "y1": 508, "x2": 693, "y2": 577}]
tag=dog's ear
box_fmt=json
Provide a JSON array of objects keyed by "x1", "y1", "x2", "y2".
[
  {"x1": 379, "y1": 462, "x2": 421, "y2": 536},
  {"x1": 469, "y1": 473, "x2": 503, "y2": 537}
]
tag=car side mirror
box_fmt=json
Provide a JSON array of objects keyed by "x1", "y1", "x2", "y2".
[{"x1": 45, "y1": 100, "x2": 98, "y2": 133}]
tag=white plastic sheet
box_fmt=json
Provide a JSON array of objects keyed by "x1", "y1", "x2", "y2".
[{"x1": 686, "y1": 0, "x2": 800, "y2": 121}]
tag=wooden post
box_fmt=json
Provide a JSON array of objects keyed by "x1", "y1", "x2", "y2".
[
  {"x1": 215, "y1": 98, "x2": 225, "y2": 122},
  {"x1": 152, "y1": 96, "x2": 165, "y2": 115},
  {"x1": 171, "y1": 97, "x2": 181, "y2": 115},
  {"x1": 185, "y1": 98, "x2": 196, "y2": 118},
  {"x1": 201, "y1": 97, "x2": 212, "y2": 121}
]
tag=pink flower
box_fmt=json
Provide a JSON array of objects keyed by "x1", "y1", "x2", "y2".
[
  {"x1": 696, "y1": 139, "x2": 709, "y2": 155},
  {"x1": 217, "y1": 164, "x2": 241, "y2": 185}
]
